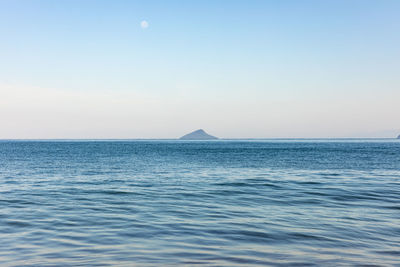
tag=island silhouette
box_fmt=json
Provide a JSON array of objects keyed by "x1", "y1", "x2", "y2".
[{"x1": 180, "y1": 129, "x2": 218, "y2": 140}]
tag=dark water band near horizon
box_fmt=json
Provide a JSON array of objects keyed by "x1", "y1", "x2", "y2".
[{"x1": 0, "y1": 139, "x2": 399, "y2": 266}]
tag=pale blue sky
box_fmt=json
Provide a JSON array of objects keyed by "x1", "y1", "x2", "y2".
[{"x1": 0, "y1": 0, "x2": 399, "y2": 138}]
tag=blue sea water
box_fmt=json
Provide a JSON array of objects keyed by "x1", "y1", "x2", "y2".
[{"x1": 0, "y1": 139, "x2": 399, "y2": 266}]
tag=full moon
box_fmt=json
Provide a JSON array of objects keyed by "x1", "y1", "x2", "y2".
[{"x1": 140, "y1": 20, "x2": 149, "y2": 29}]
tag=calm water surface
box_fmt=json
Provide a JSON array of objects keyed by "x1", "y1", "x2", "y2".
[{"x1": 0, "y1": 140, "x2": 399, "y2": 266}]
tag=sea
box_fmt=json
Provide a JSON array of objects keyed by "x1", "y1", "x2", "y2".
[{"x1": 0, "y1": 139, "x2": 399, "y2": 266}]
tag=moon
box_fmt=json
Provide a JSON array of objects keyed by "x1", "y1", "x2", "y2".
[{"x1": 140, "y1": 20, "x2": 149, "y2": 29}]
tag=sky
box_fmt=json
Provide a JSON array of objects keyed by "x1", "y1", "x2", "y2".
[{"x1": 0, "y1": 0, "x2": 399, "y2": 138}]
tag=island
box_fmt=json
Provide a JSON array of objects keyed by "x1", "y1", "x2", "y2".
[
  {"x1": 179, "y1": 129, "x2": 218, "y2": 140},
  {"x1": 397, "y1": 135, "x2": 400, "y2": 139}
]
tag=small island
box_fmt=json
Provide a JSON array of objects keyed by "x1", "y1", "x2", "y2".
[
  {"x1": 179, "y1": 129, "x2": 218, "y2": 140},
  {"x1": 397, "y1": 135, "x2": 400, "y2": 139}
]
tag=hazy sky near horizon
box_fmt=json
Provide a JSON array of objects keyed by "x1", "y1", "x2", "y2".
[{"x1": 1, "y1": 0, "x2": 399, "y2": 138}]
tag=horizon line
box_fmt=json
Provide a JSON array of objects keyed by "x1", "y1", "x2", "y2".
[{"x1": 0, "y1": 137, "x2": 398, "y2": 141}]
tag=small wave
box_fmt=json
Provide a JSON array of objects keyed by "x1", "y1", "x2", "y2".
[{"x1": 5, "y1": 220, "x2": 32, "y2": 228}]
